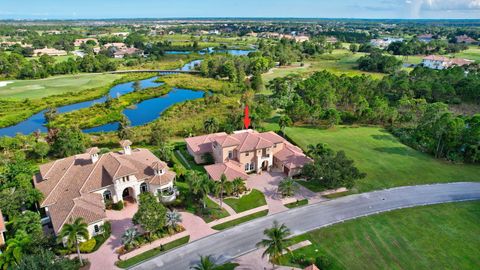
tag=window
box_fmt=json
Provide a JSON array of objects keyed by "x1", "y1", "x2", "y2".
[
  {"x1": 228, "y1": 151, "x2": 233, "y2": 159},
  {"x1": 103, "y1": 190, "x2": 112, "y2": 201},
  {"x1": 245, "y1": 152, "x2": 249, "y2": 156},
  {"x1": 140, "y1": 183, "x2": 148, "y2": 193},
  {"x1": 245, "y1": 163, "x2": 249, "y2": 171},
  {"x1": 273, "y1": 143, "x2": 277, "y2": 148},
  {"x1": 250, "y1": 163, "x2": 255, "y2": 171},
  {"x1": 94, "y1": 225, "x2": 99, "y2": 233}
]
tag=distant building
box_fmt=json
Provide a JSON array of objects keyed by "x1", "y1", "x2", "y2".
[
  {"x1": 44, "y1": 30, "x2": 62, "y2": 35},
  {"x1": 103, "y1": 42, "x2": 128, "y2": 50},
  {"x1": 111, "y1": 32, "x2": 129, "y2": 37},
  {"x1": 455, "y1": 34, "x2": 477, "y2": 44},
  {"x1": 113, "y1": 47, "x2": 144, "y2": 58},
  {"x1": 325, "y1": 36, "x2": 338, "y2": 43},
  {"x1": 417, "y1": 34, "x2": 434, "y2": 43},
  {"x1": 294, "y1": 35, "x2": 310, "y2": 43},
  {"x1": 0, "y1": 209, "x2": 6, "y2": 246},
  {"x1": 33, "y1": 47, "x2": 68, "y2": 56},
  {"x1": 370, "y1": 37, "x2": 404, "y2": 48},
  {"x1": 209, "y1": 29, "x2": 220, "y2": 35},
  {"x1": 74, "y1": 38, "x2": 98, "y2": 47},
  {"x1": 422, "y1": 55, "x2": 474, "y2": 70}
]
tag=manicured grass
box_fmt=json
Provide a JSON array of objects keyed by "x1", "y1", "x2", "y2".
[
  {"x1": 285, "y1": 126, "x2": 480, "y2": 193},
  {"x1": 284, "y1": 199, "x2": 308, "y2": 209},
  {"x1": 116, "y1": 236, "x2": 190, "y2": 268},
  {"x1": 216, "y1": 263, "x2": 240, "y2": 270},
  {"x1": 0, "y1": 73, "x2": 123, "y2": 100},
  {"x1": 173, "y1": 145, "x2": 206, "y2": 173},
  {"x1": 224, "y1": 189, "x2": 267, "y2": 213},
  {"x1": 159, "y1": 74, "x2": 235, "y2": 92},
  {"x1": 295, "y1": 180, "x2": 326, "y2": 193},
  {"x1": 280, "y1": 201, "x2": 480, "y2": 270},
  {"x1": 449, "y1": 46, "x2": 480, "y2": 62},
  {"x1": 211, "y1": 210, "x2": 269, "y2": 230}
]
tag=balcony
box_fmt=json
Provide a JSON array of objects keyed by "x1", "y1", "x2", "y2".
[{"x1": 159, "y1": 187, "x2": 178, "y2": 203}]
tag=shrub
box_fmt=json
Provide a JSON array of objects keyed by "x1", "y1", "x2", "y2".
[
  {"x1": 79, "y1": 238, "x2": 97, "y2": 253},
  {"x1": 112, "y1": 201, "x2": 124, "y2": 210}
]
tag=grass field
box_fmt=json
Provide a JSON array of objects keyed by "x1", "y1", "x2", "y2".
[
  {"x1": 285, "y1": 126, "x2": 480, "y2": 193},
  {"x1": 280, "y1": 201, "x2": 480, "y2": 270},
  {"x1": 0, "y1": 73, "x2": 123, "y2": 100},
  {"x1": 450, "y1": 46, "x2": 480, "y2": 62},
  {"x1": 224, "y1": 189, "x2": 267, "y2": 213}
]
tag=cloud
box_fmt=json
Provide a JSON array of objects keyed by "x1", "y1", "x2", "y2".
[{"x1": 408, "y1": 0, "x2": 480, "y2": 18}]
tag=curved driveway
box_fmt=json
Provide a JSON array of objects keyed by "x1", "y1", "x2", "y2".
[{"x1": 131, "y1": 182, "x2": 480, "y2": 270}]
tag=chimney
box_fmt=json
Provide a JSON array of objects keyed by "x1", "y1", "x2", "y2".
[
  {"x1": 119, "y1": 140, "x2": 132, "y2": 155},
  {"x1": 152, "y1": 161, "x2": 166, "y2": 176},
  {"x1": 86, "y1": 147, "x2": 100, "y2": 163}
]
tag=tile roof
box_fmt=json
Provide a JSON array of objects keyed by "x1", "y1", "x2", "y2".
[
  {"x1": 33, "y1": 147, "x2": 174, "y2": 233},
  {"x1": 0, "y1": 209, "x2": 5, "y2": 232},
  {"x1": 148, "y1": 170, "x2": 176, "y2": 186},
  {"x1": 204, "y1": 160, "x2": 248, "y2": 181},
  {"x1": 304, "y1": 264, "x2": 320, "y2": 270},
  {"x1": 275, "y1": 142, "x2": 313, "y2": 169},
  {"x1": 184, "y1": 132, "x2": 227, "y2": 154}
]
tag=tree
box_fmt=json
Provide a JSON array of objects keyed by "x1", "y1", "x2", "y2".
[
  {"x1": 278, "y1": 115, "x2": 293, "y2": 136},
  {"x1": 278, "y1": 177, "x2": 298, "y2": 197},
  {"x1": 32, "y1": 141, "x2": 50, "y2": 161},
  {"x1": 58, "y1": 217, "x2": 89, "y2": 266},
  {"x1": 307, "y1": 143, "x2": 333, "y2": 158},
  {"x1": 256, "y1": 221, "x2": 291, "y2": 268},
  {"x1": 150, "y1": 122, "x2": 171, "y2": 146},
  {"x1": 165, "y1": 209, "x2": 182, "y2": 233},
  {"x1": 232, "y1": 178, "x2": 247, "y2": 196},
  {"x1": 9, "y1": 210, "x2": 42, "y2": 238},
  {"x1": 118, "y1": 114, "x2": 133, "y2": 140},
  {"x1": 203, "y1": 117, "x2": 219, "y2": 134},
  {"x1": 50, "y1": 127, "x2": 86, "y2": 158},
  {"x1": 191, "y1": 255, "x2": 218, "y2": 270},
  {"x1": 16, "y1": 250, "x2": 80, "y2": 270},
  {"x1": 133, "y1": 192, "x2": 167, "y2": 235},
  {"x1": 251, "y1": 72, "x2": 264, "y2": 92},
  {"x1": 213, "y1": 174, "x2": 228, "y2": 208},
  {"x1": 191, "y1": 174, "x2": 213, "y2": 209},
  {"x1": 122, "y1": 227, "x2": 139, "y2": 250},
  {"x1": 0, "y1": 230, "x2": 32, "y2": 269}
]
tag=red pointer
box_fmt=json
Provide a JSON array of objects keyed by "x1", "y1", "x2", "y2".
[{"x1": 244, "y1": 105, "x2": 250, "y2": 129}]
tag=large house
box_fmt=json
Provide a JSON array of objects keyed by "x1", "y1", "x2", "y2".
[
  {"x1": 33, "y1": 140, "x2": 176, "y2": 237},
  {"x1": 370, "y1": 37, "x2": 403, "y2": 48},
  {"x1": 33, "y1": 47, "x2": 67, "y2": 56},
  {"x1": 422, "y1": 55, "x2": 474, "y2": 70},
  {"x1": 455, "y1": 34, "x2": 477, "y2": 44},
  {"x1": 74, "y1": 38, "x2": 98, "y2": 47},
  {"x1": 185, "y1": 130, "x2": 311, "y2": 180}
]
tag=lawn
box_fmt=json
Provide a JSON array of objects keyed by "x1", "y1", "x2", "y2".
[
  {"x1": 280, "y1": 201, "x2": 480, "y2": 270},
  {"x1": 0, "y1": 73, "x2": 123, "y2": 100},
  {"x1": 224, "y1": 189, "x2": 267, "y2": 213},
  {"x1": 449, "y1": 46, "x2": 480, "y2": 62},
  {"x1": 285, "y1": 126, "x2": 480, "y2": 193},
  {"x1": 211, "y1": 210, "x2": 269, "y2": 230},
  {"x1": 284, "y1": 199, "x2": 308, "y2": 209},
  {"x1": 116, "y1": 236, "x2": 190, "y2": 268}
]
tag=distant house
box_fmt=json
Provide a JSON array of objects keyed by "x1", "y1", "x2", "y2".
[
  {"x1": 44, "y1": 30, "x2": 62, "y2": 35},
  {"x1": 422, "y1": 55, "x2": 474, "y2": 70},
  {"x1": 74, "y1": 38, "x2": 98, "y2": 47},
  {"x1": 111, "y1": 32, "x2": 130, "y2": 37},
  {"x1": 113, "y1": 47, "x2": 144, "y2": 59},
  {"x1": 33, "y1": 47, "x2": 68, "y2": 56},
  {"x1": 33, "y1": 141, "x2": 176, "y2": 237},
  {"x1": 209, "y1": 29, "x2": 220, "y2": 35},
  {"x1": 103, "y1": 42, "x2": 128, "y2": 50},
  {"x1": 325, "y1": 36, "x2": 338, "y2": 43},
  {"x1": 0, "y1": 209, "x2": 6, "y2": 247},
  {"x1": 418, "y1": 34, "x2": 434, "y2": 43},
  {"x1": 455, "y1": 34, "x2": 477, "y2": 44},
  {"x1": 370, "y1": 37, "x2": 404, "y2": 48},
  {"x1": 185, "y1": 129, "x2": 312, "y2": 180},
  {"x1": 294, "y1": 35, "x2": 310, "y2": 43}
]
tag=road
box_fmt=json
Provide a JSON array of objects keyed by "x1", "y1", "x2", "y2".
[{"x1": 130, "y1": 182, "x2": 480, "y2": 270}]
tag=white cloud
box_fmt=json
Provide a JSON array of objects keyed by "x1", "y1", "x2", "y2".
[{"x1": 409, "y1": 0, "x2": 480, "y2": 18}]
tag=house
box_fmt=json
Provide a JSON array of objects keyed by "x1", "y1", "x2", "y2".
[
  {"x1": 455, "y1": 34, "x2": 477, "y2": 44},
  {"x1": 0, "y1": 210, "x2": 6, "y2": 246},
  {"x1": 417, "y1": 34, "x2": 434, "y2": 43},
  {"x1": 185, "y1": 129, "x2": 311, "y2": 180},
  {"x1": 370, "y1": 37, "x2": 403, "y2": 48},
  {"x1": 33, "y1": 140, "x2": 176, "y2": 237},
  {"x1": 294, "y1": 35, "x2": 310, "y2": 43},
  {"x1": 103, "y1": 42, "x2": 127, "y2": 50},
  {"x1": 111, "y1": 32, "x2": 130, "y2": 37},
  {"x1": 304, "y1": 264, "x2": 320, "y2": 270},
  {"x1": 325, "y1": 36, "x2": 338, "y2": 43},
  {"x1": 113, "y1": 47, "x2": 144, "y2": 58},
  {"x1": 74, "y1": 38, "x2": 98, "y2": 47},
  {"x1": 422, "y1": 55, "x2": 474, "y2": 70},
  {"x1": 33, "y1": 47, "x2": 68, "y2": 56}
]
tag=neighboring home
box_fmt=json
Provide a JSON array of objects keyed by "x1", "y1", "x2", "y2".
[
  {"x1": 33, "y1": 47, "x2": 67, "y2": 56},
  {"x1": 0, "y1": 41, "x2": 32, "y2": 48},
  {"x1": 245, "y1": 32, "x2": 258, "y2": 37},
  {"x1": 185, "y1": 129, "x2": 312, "y2": 180},
  {"x1": 103, "y1": 42, "x2": 128, "y2": 50},
  {"x1": 422, "y1": 55, "x2": 474, "y2": 70},
  {"x1": 209, "y1": 30, "x2": 220, "y2": 35},
  {"x1": 325, "y1": 36, "x2": 338, "y2": 43},
  {"x1": 304, "y1": 264, "x2": 320, "y2": 270},
  {"x1": 33, "y1": 140, "x2": 176, "y2": 237},
  {"x1": 113, "y1": 47, "x2": 144, "y2": 58},
  {"x1": 74, "y1": 38, "x2": 98, "y2": 47},
  {"x1": 44, "y1": 30, "x2": 62, "y2": 35},
  {"x1": 455, "y1": 34, "x2": 477, "y2": 44},
  {"x1": 0, "y1": 209, "x2": 6, "y2": 247},
  {"x1": 370, "y1": 37, "x2": 404, "y2": 48},
  {"x1": 111, "y1": 32, "x2": 130, "y2": 37},
  {"x1": 293, "y1": 35, "x2": 310, "y2": 43},
  {"x1": 417, "y1": 34, "x2": 434, "y2": 43}
]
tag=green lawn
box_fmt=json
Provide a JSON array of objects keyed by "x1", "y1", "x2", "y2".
[
  {"x1": 285, "y1": 126, "x2": 480, "y2": 193},
  {"x1": 116, "y1": 236, "x2": 190, "y2": 268},
  {"x1": 224, "y1": 189, "x2": 267, "y2": 213},
  {"x1": 0, "y1": 73, "x2": 123, "y2": 100},
  {"x1": 449, "y1": 46, "x2": 480, "y2": 62},
  {"x1": 284, "y1": 199, "x2": 308, "y2": 209},
  {"x1": 280, "y1": 201, "x2": 480, "y2": 270},
  {"x1": 211, "y1": 210, "x2": 269, "y2": 230}
]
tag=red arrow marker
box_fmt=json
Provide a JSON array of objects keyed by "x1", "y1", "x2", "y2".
[{"x1": 243, "y1": 105, "x2": 250, "y2": 129}]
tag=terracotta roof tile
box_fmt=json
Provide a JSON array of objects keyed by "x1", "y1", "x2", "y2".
[
  {"x1": 204, "y1": 161, "x2": 248, "y2": 181},
  {"x1": 185, "y1": 132, "x2": 227, "y2": 155},
  {"x1": 148, "y1": 171, "x2": 176, "y2": 186},
  {"x1": 0, "y1": 209, "x2": 5, "y2": 232}
]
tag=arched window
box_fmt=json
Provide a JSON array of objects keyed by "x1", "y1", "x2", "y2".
[
  {"x1": 94, "y1": 225, "x2": 99, "y2": 233},
  {"x1": 103, "y1": 190, "x2": 112, "y2": 201},
  {"x1": 140, "y1": 183, "x2": 148, "y2": 193}
]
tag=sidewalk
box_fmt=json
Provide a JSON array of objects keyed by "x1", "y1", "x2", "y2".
[{"x1": 208, "y1": 205, "x2": 269, "y2": 227}]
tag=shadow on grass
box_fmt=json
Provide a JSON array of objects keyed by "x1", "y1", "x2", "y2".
[
  {"x1": 371, "y1": 134, "x2": 398, "y2": 142},
  {"x1": 373, "y1": 147, "x2": 415, "y2": 157}
]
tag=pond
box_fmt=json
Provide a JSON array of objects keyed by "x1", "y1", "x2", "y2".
[
  {"x1": 0, "y1": 60, "x2": 204, "y2": 137},
  {"x1": 165, "y1": 47, "x2": 253, "y2": 56}
]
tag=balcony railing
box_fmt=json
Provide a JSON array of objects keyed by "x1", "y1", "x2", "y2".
[{"x1": 159, "y1": 187, "x2": 178, "y2": 203}]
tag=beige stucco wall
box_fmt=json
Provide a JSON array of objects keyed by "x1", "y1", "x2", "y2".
[{"x1": 87, "y1": 220, "x2": 105, "y2": 238}]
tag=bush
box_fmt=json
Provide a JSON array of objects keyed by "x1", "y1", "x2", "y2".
[
  {"x1": 315, "y1": 255, "x2": 332, "y2": 269},
  {"x1": 112, "y1": 201, "x2": 124, "y2": 210},
  {"x1": 79, "y1": 238, "x2": 97, "y2": 253}
]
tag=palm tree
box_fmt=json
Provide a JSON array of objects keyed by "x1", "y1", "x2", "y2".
[
  {"x1": 278, "y1": 115, "x2": 293, "y2": 136},
  {"x1": 165, "y1": 209, "x2": 182, "y2": 231},
  {"x1": 232, "y1": 177, "x2": 246, "y2": 196},
  {"x1": 256, "y1": 221, "x2": 292, "y2": 268},
  {"x1": 203, "y1": 117, "x2": 219, "y2": 134},
  {"x1": 58, "y1": 217, "x2": 89, "y2": 266},
  {"x1": 191, "y1": 255, "x2": 218, "y2": 270},
  {"x1": 122, "y1": 227, "x2": 139, "y2": 250},
  {"x1": 278, "y1": 177, "x2": 298, "y2": 197},
  {"x1": 224, "y1": 181, "x2": 234, "y2": 197},
  {"x1": 192, "y1": 174, "x2": 213, "y2": 209},
  {"x1": 307, "y1": 143, "x2": 332, "y2": 158},
  {"x1": 0, "y1": 230, "x2": 32, "y2": 269},
  {"x1": 217, "y1": 174, "x2": 228, "y2": 207}
]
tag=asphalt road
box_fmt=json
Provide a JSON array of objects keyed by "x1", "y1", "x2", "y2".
[{"x1": 130, "y1": 182, "x2": 480, "y2": 270}]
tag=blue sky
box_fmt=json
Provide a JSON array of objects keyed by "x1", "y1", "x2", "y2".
[{"x1": 0, "y1": 0, "x2": 479, "y2": 19}]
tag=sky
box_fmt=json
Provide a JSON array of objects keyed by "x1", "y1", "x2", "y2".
[{"x1": 0, "y1": 0, "x2": 479, "y2": 20}]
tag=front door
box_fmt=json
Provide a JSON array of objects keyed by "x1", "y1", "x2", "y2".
[
  {"x1": 262, "y1": 160, "x2": 268, "y2": 171},
  {"x1": 122, "y1": 188, "x2": 131, "y2": 199}
]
